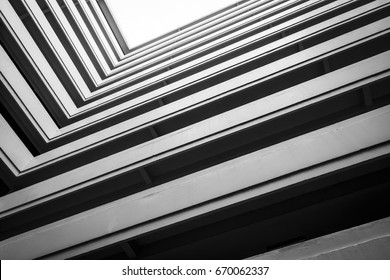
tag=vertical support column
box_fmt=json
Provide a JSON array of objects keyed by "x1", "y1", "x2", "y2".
[
  {"x1": 139, "y1": 168, "x2": 152, "y2": 185},
  {"x1": 120, "y1": 242, "x2": 136, "y2": 259},
  {"x1": 362, "y1": 86, "x2": 373, "y2": 107},
  {"x1": 322, "y1": 59, "x2": 331, "y2": 74}
]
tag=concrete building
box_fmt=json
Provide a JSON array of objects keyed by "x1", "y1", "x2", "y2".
[{"x1": 0, "y1": 0, "x2": 390, "y2": 259}]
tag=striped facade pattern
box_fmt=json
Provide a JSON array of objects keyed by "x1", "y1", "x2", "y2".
[{"x1": 1, "y1": 0, "x2": 390, "y2": 259}]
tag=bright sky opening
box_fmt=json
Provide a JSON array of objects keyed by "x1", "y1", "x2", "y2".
[{"x1": 107, "y1": 0, "x2": 239, "y2": 48}]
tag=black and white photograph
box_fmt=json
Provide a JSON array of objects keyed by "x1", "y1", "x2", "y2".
[{"x1": 0, "y1": 1, "x2": 389, "y2": 275}]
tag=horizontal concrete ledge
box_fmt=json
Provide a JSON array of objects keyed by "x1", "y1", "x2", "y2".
[
  {"x1": 4, "y1": 0, "x2": 386, "y2": 129},
  {"x1": 116, "y1": 0, "x2": 267, "y2": 60},
  {"x1": 90, "y1": 0, "x2": 319, "y2": 88},
  {"x1": 4, "y1": 48, "x2": 390, "y2": 177},
  {"x1": 44, "y1": 142, "x2": 390, "y2": 260},
  {"x1": 99, "y1": 0, "x2": 293, "y2": 70},
  {"x1": 247, "y1": 217, "x2": 390, "y2": 260},
  {"x1": 44, "y1": 9, "x2": 390, "y2": 124},
  {"x1": 2, "y1": 87, "x2": 390, "y2": 216},
  {"x1": 58, "y1": 11, "x2": 390, "y2": 128},
  {"x1": 1, "y1": 106, "x2": 390, "y2": 259}
]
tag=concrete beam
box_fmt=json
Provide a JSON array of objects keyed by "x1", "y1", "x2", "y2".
[
  {"x1": 0, "y1": 51, "x2": 388, "y2": 209},
  {"x1": 1, "y1": 106, "x2": 390, "y2": 259},
  {"x1": 18, "y1": 51, "x2": 390, "y2": 175}
]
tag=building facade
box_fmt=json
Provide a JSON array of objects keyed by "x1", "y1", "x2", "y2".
[{"x1": 0, "y1": 0, "x2": 390, "y2": 259}]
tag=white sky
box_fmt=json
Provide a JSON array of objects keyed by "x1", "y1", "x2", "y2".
[{"x1": 107, "y1": 0, "x2": 239, "y2": 48}]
